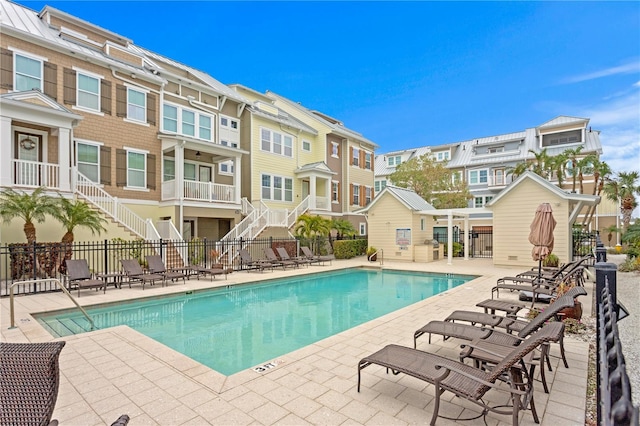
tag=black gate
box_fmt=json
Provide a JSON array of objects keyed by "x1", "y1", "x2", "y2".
[{"x1": 433, "y1": 227, "x2": 493, "y2": 258}]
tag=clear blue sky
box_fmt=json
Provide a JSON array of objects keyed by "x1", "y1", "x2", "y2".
[{"x1": 17, "y1": 1, "x2": 640, "y2": 175}]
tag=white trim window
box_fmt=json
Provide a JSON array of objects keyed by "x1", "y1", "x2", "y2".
[
  {"x1": 374, "y1": 180, "x2": 387, "y2": 192},
  {"x1": 162, "y1": 103, "x2": 214, "y2": 141},
  {"x1": 75, "y1": 70, "x2": 101, "y2": 111},
  {"x1": 388, "y1": 155, "x2": 401, "y2": 166},
  {"x1": 182, "y1": 110, "x2": 195, "y2": 137},
  {"x1": 365, "y1": 186, "x2": 372, "y2": 204},
  {"x1": 76, "y1": 141, "x2": 100, "y2": 183},
  {"x1": 359, "y1": 223, "x2": 366, "y2": 236},
  {"x1": 163, "y1": 158, "x2": 175, "y2": 182},
  {"x1": 163, "y1": 104, "x2": 178, "y2": 133},
  {"x1": 365, "y1": 152, "x2": 372, "y2": 170},
  {"x1": 220, "y1": 115, "x2": 239, "y2": 146},
  {"x1": 127, "y1": 149, "x2": 146, "y2": 188},
  {"x1": 184, "y1": 163, "x2": 197, "y2": 181},
  {"x1": 331, "y1": 142, "x2": 339, "y2": 158},
  {"x1": 199, "y1": 115, "x2": 212, "y2": 141},
  {"x1": 14, "y1": 52, "x2": 43, "y2": 91},
  {"x1": 219, "y1": 160, "x2": 234, "y2": 175},
  {"x1": 452, "y1": 171, "x2": 463, "y2": 184},
  {"x1": 468, "y1": 169, "x2": 488, "y2": 185},
  {"x1": 332, "y1": 181, "x2": 339, "y2": 203},
  {"x1": 474, "y1": 196, "x2": 493, "y2": 208},
  {"x1": 127, "y1": 87, "x2": 146, "y2": 122},
  {"x1": 302, "y1": 140, "x2": 311, "y2": 152},
  {"x1": 353, "y1": 185, "x2": 360, "y2": 205},
  {"x1": 260, "y1": 128, "x2": 294, "y2": 158},
  {"x1": 261, "y1": 173, "x2": 293, "y2": 202},
  {"x1": 352, "y1": 148, "x2": 360, "y2": 167},
  {"x1": 436, "y1": 151, "x2": 450, "y2": 162}
]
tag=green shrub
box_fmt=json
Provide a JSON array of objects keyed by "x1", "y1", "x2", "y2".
[
  {"x1": 443, "y1": 242, "x2": 463, "y2": 257},
  {"x1": 333, "y1": 239, "x2": 367, "y2": 259},
  {"x1": 542, "y1": 253, "x2": 559, "y2": 267}
]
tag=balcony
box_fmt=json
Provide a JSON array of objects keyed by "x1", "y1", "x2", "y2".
[
  {"x1": 487, "y1": 174, "x2": 513, "y2": 188},
  {"x1": 311, "y1": 196, "x2": 330, "y2": 211},
  {"x1": 162, "y1": 180, "x2": 237, "y2": 204},
  {"x1": 12, "y1": 159, "x2": 60, "y2": 189}
]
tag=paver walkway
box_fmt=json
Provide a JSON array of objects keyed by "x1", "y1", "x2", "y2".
[{"x1": 1, "y1": 257, "x2": 590, "y2": 425}]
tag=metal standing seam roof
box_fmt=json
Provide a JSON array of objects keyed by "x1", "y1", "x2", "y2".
[
  {"x1": 247, "y1": 105, "x2": 318, "y2": 135},
  {"x1": 383, "y1": 185, "x2": 435, "y2": 211},
  {"x1": 266, "y1": 90, "x2": 378, "y2": 148}
]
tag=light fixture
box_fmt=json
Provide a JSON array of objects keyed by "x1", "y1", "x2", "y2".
[{"x1": 195, "y1": 151, "x2": 201, "y2": 159}]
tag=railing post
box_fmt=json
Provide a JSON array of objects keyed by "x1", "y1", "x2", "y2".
[
  {"x1": 595, "y1": 262, "x2": 617, "y2": 307},
  {"x1": 113, "y1": 196, "x2": 119, "y2": 219},
  {"x1": 595, "y1": 236, "x2": 607, "y2": 263},
  {"x1": 104, "y1": 239, "x2": 109, "y2": 273}
]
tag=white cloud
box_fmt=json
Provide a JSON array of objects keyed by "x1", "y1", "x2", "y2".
[{"x1": 563, "y1": 61, "x2": 640, "y2": 84}]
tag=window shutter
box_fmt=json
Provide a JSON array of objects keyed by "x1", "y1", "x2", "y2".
[
  {"x1": 337, "y1": 181, "x2": 341, "y2": 204},
  {"x1": 349, "y1": 147, "x2": 354, "y2": 165},
  {"x1": 146, "y1": 153, "x2": 156, "y2": 190},
  {"x1": 360, "y1": 150, "x2": 365, "y2": 169},
  {"x1": 350, "y1": 184, "x2": 354, "y2": 205},
  {"x1": 146, "y1": 93, "x2": 156, "y2": 126},
  {"x1": 101, "y1": 80, "x2": 112, "y2": 115},
  {"x1": 116, "y1": 84, "x2": 127, "y2": 117},
  {"x1": 360, "y1": 185, "x2": 365, "y2": 206},
  {"x1": 371, "y1": 154, "x2": 374, "y2": 173},
  {"x1": 63, "y1": 68, "x2": 76, "y2": 105},
  {"x1": 0, "y1": 48, "x2": 13, "y2": 90},
  {"x1": 100, "y1": 146, "x2": 111, "y2": 185},
  {"x1": 116, "y1": 149, "x2": 127, "y2": 187},
  {"x1": 371, "y1": 187, "x2": 375, "y2": 200},
  {"x1": 43, "y1": 62, "x2": 57, "y2": 100}
]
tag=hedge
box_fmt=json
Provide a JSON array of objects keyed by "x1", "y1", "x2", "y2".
[{"x1": 333, "y1": 239, "x2": 368, "y2": 259}]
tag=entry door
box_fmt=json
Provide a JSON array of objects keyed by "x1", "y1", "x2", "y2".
[
  {"x1": 199, "y1": 166, "x2": 212, "y2": 182},
  {"x1": 15, "y1": 132, "x2": 42, "y2": 186},
  {"x1": 183, "y1": 219, "x2": 195, "y2": 241},
  {"x1": 302, "y1": 180, "x2": 309, "y2": 199}
]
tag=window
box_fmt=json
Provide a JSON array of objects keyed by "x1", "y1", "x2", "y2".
[
  {"x1": 436, "y1": 151, "x2": 450, "y2": 161},
  {"x1": 182, "y1": 110, "x2": 195, "y2": 137},
  {"x1": 359, "y1": 223, "x2": 366, "y2": 236},
  {"x1": 163, "y1": 158, "x2": 175, "y2": 181},
  {"x1": 77, "y1": 73, "x2": 100, "y2": 111},
  {"x1": 421, "y1": 218, "x2": 425, "y2": 231},
  {"x1": 332, "y1": 181, "x2": 339, "y2": 202},
  {"x1": 15, "y1": 53, "x2": 42, "y2": 91},
  {"x1": 127, "y1": 88, "x2": 146, "y2": 122},
  {"x1": 220, "y1": 115, "x2": 239, "y2": 147},
  {"x1": 184, "y1": 163, "x2": 196, "y2": 181},
  {"x1": 542, "y1": 130, "x2": 582, "y2": 147},
  {"x1": 220, "y1": 140, "x2": 238, "y2": 148},
  {"x1": 365, "y1": 187, "x2": 372, "y2": 204},
  {"x1": 469, "y1": 169, "x2": 488, "y2": 185},
  {"x1": 302, "y1": 140, "x2": 311, "y2": 152},
  {"x1": 77, "y1": 142, "x2": 100, "y2": 183},
  {"x1": 388, "y1": 155, "x2": 401, "y2": 166},
  {"x1": 375, "y1": 181, "x2": 380, "y2": 192},
  {"x1": 261, "y1": 173, "x2": 293, "y2": 201},
  {"x1": 365, "y1": 152, "x2": 372, "y2": 170},
  {"x1": 331, "y1": 142, "x2": 339, "y2": 158},
  {"x1": 163, "y1": 105, "x2": 178, "y2": 132},
  {"x1": 488, "y1": 146, "x2": 504, "y2": 154},
  {"x1": 127, "y1": 150, "x2": 146, "y2": 188},
  {"x1": 219, "y1": 161, "x2": 234, "y2": 174},
  {"x1": 199, "y1": 115, "x2": 211, "y2": 141},
  {"x1": 474, "y1": 196, "x2": 493, "y2": 208},
  {"x1": 452, "y1": 171, "x2": 462, "y2": 184},
  {"x1": 259, "y1": 128, "x2": 294, "y2": 158},
  {"x1": 352, "y1": 148, "x2": 360, "y2": 167},
  {"x1": 493, "y1": 169, "x2": 505, "y2": 185},
  {"x1": 375, "y1": 180, "x2": 387, "y2": 192},
  {"x1": 353, "y1": 185, "x2": 360, "y2": 205}
]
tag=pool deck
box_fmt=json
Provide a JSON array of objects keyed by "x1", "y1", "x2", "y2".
[{"x1": 1, "y1": 257, "x2": 591, "y2": 425}]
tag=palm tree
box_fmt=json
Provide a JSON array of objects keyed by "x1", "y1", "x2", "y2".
[
  {"x1": 294, "y1": 214, "x2": 332, "y2": 253},
  {"x1": 581, "y1": 159, "x2": 612, "y2": 228},
  {"x1": 603, "y1": 171, "x2": 640, "y2": 230},
  {"x1": 331, "y1": 218, "x2": 356, "y2": 239},
  {"x1": 505, "y1": 161, "x2": 530, "y2": 179},
  {"x1": 576, "y1": 154, "x2": 597, "y2": 195},
  {"x1": 603, "y1": 224, "x2": 621, "y2": 247},
  {"x1": 529, "y1": 149, "x2": 551, "y2": 179},
  {"x1": 54, "y1": 197, "x2": 107, "y2": 246},
  {"x1": 0, "y1": 187, "x2": 58, "y2": 243},
  {"x1": 563, "y1": 146, "x2": 584, "y2": 193},
  {"x1": 548, "y1": 151, "x2": 568, "y2": 188}
]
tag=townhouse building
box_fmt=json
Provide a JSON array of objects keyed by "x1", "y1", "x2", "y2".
[
  {"x1": 375, "y1": 116, "x2": 617, "y2": 235},
  {"x1": 0, "y1": 0, "x2": 378, "y2": 246}
]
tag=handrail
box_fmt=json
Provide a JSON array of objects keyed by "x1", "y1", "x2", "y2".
[
  {"x1": 368, "y1": 248, "x2": 384, "y2": 265},
  {"x1": 9, "y1": 278, "x2": 96, "y2": 331}
]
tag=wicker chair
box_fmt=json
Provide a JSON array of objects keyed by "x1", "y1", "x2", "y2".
[{"x1": 0, "y1": 342, "x2": 66, "y2": 426}]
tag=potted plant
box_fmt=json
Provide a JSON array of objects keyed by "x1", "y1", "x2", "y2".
[
  {"x1": 366, "y1": 246, "x2": 378, "y2": 262},
  {"x1": 553, "y1": 278, "x2": 582, "y2": 320},
  {"x1": 542, "y1": 253, "x2": 559, "y2": 268}
]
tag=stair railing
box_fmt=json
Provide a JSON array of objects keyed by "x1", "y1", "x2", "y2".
[
  {"x1": 74, "y1": 169, "x2": 147, "y2": 239},
  {"x1": 155, "y1": 220, "x2": 187, "y2": 265},
  {"x1": 287, "y1": 195, "x2": 310, "y2": 228}
]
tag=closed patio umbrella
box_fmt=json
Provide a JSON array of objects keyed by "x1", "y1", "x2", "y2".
[{"x1": 528, "y1": 203, "x2": 556, "y2": 284}]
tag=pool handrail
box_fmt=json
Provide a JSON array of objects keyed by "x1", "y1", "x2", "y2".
[
  {"x1": 9, "y1": 278, "x2": 96, "y2": 331},
  {"x1": 368, "y1": 248, "x2": 383, "y2": 265}
]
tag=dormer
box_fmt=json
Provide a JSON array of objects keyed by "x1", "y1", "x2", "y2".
[
  {"x1": 537, "y1": 116, "x2": 588, "y2": 149},
  {"x1": 254, "y1": 101, "x2": 280, "y2": 116},
  {"x1": 310, "y1": 110, "x2": 343, "y2": 126},
  {"x1": 103, "y1": 41, "x2": 144, "y2": 68},
  {"x1": 386, "y1": 153, "x2": 403, "y2": 167},
  {"x1": 431, "y1": 149, "x2": 450, "y2": 162}
]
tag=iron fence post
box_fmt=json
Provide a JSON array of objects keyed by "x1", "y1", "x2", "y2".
[{"x1": 595, "y1": 262, "x2": 617, "y2": 308}]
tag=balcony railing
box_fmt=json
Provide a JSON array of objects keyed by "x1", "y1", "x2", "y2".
[
  {"x1": 12, "y1": 159, "x2": 59, "y2": 189},
  {"x1": 161, "y1": 180, "x2": 237, "y2": 203},
  {"x1": 487, "y1": 174, "x2": 513, "y2": 187}
]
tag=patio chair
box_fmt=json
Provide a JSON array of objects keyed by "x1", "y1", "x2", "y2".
[
  {"x1": 300, "y1": 246, "x2": 335, "y2": 265},
  {"x1": 146, "y1": 255, "x2": 187, "y2": 284},
  {"x1": 65, "y1": 259, "x2": 106, "y2": 296},
  {"x1": 1, "y1": 341, "x2": 66, "y2": 426},
  {"x1": 120, "y1": 259, "x2": 165, "y2": 289},
  {"x1": 358, "y1": 323, "x2": 561, "y2": 425},
  {"x1": 238, "y1": 248, "x2": 273, "y2": 272},
  {"x1": 191, "y1": 263, "x2": 234, "y2": 281},
  {"x1": 514, "y1": 256, "x2": 591, "y2": 281},
  {"x1": 491, "y1": 266, "x2": 585, "y2": 303},
  {"x1": 263, "y1": 247, "x2": 297, "y2": 269},
  {"x1": 276, "y1": 247, "x2": 311, "y2": 267}
]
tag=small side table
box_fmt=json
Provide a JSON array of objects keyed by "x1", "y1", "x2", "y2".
[
  {"x1": 475, "y1": 299, "x2": 524, "y2": 317},
  {"x1": 96, "y1": 272, "x2": 123, "y2": 289}
]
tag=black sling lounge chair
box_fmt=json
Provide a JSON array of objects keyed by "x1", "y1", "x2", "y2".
[
  {"x1": 66, "y1": 259, "x2": 106, "y2": 296},
  {"x1": 146, "y1": 255, "x2": 187, "y2": 284},
  {"x1": 121, "y1": 259, "x2": 165, "y2": 289},
  {"x1": 264, "y1": 247, "x2": 297, "y2": 269},
  {"x1": 238, "y1": 248, "x2": 273, "y2": 272},
  {"x1": 300, "y1": 246, "x2": 335, "y2": 265},
  {"x1": 358, "y1": 323, "x2": 561, "y2": 426},
  {"x1": 276, "y1": 247, "x2": 311, "y2": 267}
]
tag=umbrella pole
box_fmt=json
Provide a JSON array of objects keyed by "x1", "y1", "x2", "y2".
[{"x1": 534, "y1": 258, "x2": 543, "y2": 307}]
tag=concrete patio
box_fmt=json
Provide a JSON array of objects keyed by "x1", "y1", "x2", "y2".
[{"x1": 1, "y1": 257, "x2": 590, "y2": 425}]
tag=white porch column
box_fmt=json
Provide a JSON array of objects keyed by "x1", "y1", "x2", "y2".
[
  {"x1": 447, "y1": 210, "x2": 453, "y2": 265},
  {"x1": 325, "y1": 178, "x2": 331, "y2": 210},
  {"x1": 464, "y1": 215, "x2": 469, "y2": 260},
  {"x1": 175, "y1": 143, "x2": 185, "y2": 237},
  {"x1": 58, "y1": 127, "x2": 71, "y2": 192},
  {"x1": 234, "y1": 155, "x2": 241, "y2": 204},
  {"x1": 309, "y1": 175, "x2": 317, "y2": 209},
  {"x1": 0, "y1": 117, "x2": 12, "y2": 187}
]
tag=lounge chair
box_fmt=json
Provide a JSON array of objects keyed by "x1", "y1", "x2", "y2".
[
  {"x1": 300, "y1": 246, "x2": 335, "y2": 265},
  {"x1": 238, "y1": 248, "x2": 273, "y2": 272},
  {"x1": 445, "y1": 286, "x2": 587, "y2": 334},
  {"x1": 275, "y1": 247, "x2": 311, "y2": 267},
  {"x1": 65, "y1": 259, "x2": 106, "y2": 296},
  {"x1": 120, "y1": 259, "x2": 165, "y2": 289},
  {"x1": 358, "y1": 323, "x2": 562, "y2": 425},
  {"x1": 146, "y1": 255, "x2": 187, "y2": 284},
  {"x1": 191, "y1": 263, "x2": 233, "y2": 281},
  {"x1": 515, "y1": 256, "x2": 590, "y2": 280},
  {"x1": 0, "y1": 341, "x2": 66, "y2": 426},
  {"x1": 492, "y1": 266, "x2": 585, "y2": 303},
  {"x1": 264, "y1": 247, "x2": 297, "y2": 269}
]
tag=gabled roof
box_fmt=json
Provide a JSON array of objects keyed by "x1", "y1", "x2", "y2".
[
  {"x1": 266, "y1": 90, "x2": 378, "y2": 148},
  {"x1": 538, "y1": 116, "x2": 589, "y2": 129},
  {"x1": 247, "y1": 105, "x2": 318, "y2": 135},
  {"x1": 294, "y1": 161, "x2": 336, "y2": 176},
  {"x1": 357, "y1": 185, "x2": 434, "y2": 214},
  {"x1": 374, "y1": 146, "x2": 431, "y2": 177},
  {"x1": 486, "y1": 171, "x2": 600, "y2": 207},
  {"x1": 0, "y1": 89, "x2": 83, "y2": 122}
]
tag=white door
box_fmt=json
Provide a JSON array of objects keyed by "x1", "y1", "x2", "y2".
[{"x1": 15, "y1": 133, "x2": 41, "y2": 186}]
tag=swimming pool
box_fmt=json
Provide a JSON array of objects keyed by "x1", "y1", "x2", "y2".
[{"x1": 36, "y1": 268, "x2": 475, "y2": 375}]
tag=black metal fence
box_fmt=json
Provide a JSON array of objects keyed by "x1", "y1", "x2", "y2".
[
  {"x1": 0, "y1": 237, "x2": 310, "y2": 296},
  {"x1": 595, "y1": 261, "x2": 638, "y2": 426},
  {"x1": 573, "y1": 229, "x2": 598, "y2": 262},
  {"x1": 433, "y1": 229, "x2": 493, "y2": 258}
]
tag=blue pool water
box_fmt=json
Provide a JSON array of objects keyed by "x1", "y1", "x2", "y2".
[{"x1": 36, "y1": 268, "x2": 474, "y2": 375}]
